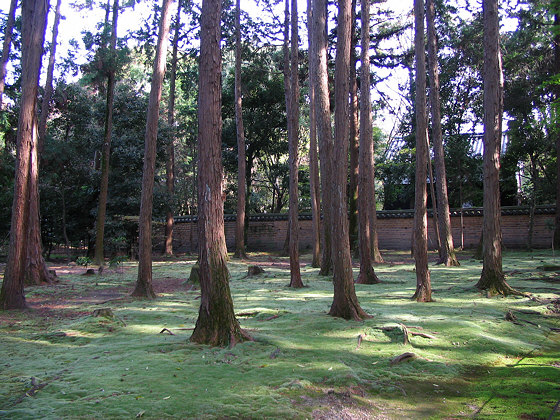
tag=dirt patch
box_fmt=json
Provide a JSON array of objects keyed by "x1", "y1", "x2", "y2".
[{"x1": 295, "y1": 388, "x2": 385, "y2": 420}]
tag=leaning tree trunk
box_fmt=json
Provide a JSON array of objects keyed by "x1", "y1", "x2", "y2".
[
  {"x1": 328, "y1": 0, "x2": 371, "y2": 320},
  {"x1": 426, "y1": 0, "x2": 459, "y2": 267},
  {"x1": 412, "y1": 0, "x2": 432, "y2": 302},
  {"x1": 234, "y1": 0, "x2": 248, "y2": 260},
  {"x1": 190, "y1": 0, "x2": 251, "y2": 346},
  {"x1": 476, "y1": 0, "x2": 520, "y2": 296},
  {"x1": 133, "y1": 0, "x2": 173, "y2": 299},
  {"x1": 313, "y1": 0, "x2": 333, "y2": 276},
  {"x1": 0, "y1": 0, "x2": 49, "y2": 309},
  {"x1": 348, "y1": 0, "x2": 359, "y2": 252},
  {"x1": 0, "y1": 0, "x2": 17, "y2": 108},
  {"x1": 164, "y1": 0, "x2": 182, "y2": 256},
  {"x1": 356, "y1": 0, "x2": 379, "y2": 285},
  {"x1": 94, "y1": 0, "x2": 119, "y2": 267},
  {"x1": 307, "y1": 0, "x2": 321, "y2": 268}
]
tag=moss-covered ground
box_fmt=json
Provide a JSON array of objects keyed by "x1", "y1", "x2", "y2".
[{"x1": 0, "y1": 249, "x2": 559, "y2": 419}]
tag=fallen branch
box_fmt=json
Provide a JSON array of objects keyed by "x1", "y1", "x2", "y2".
[
  {"x1": 160, "y1": 328, "x2": 175, "y2": 335},
  {"x1": 399, "y1": 323, "x2": 410, "y2": 345},
  {"x1": 13, "y1": 376, "x2": 60, "y2": 405},
  {"x1": 260, "y1": 315, "x2": 280, "y2": 322},
  {"x1": 390, "y1": 352, "x2": 417, "y2": 365},
  {"x1": 409, "y1": 331, "x2": 436, "y2": 340}
]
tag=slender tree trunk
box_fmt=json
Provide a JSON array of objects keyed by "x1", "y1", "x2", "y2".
[
  {"x1": 133, "y1": 0, "x2": 173, "y2": 299},
  {"x1": 412, "y1": 0, "x2": 432, "y2": 302},
  {"x1": 476, "y1": 0, "x2": 519, "y2": 296},
  {"x1": 283, "y1": 0, "x2": 303, "y2": 287},
  {"x1": 356, "y1": 0, "x2": 379, "y2": 285},
  {"x1": 0, "y1": 0, "x2": 17, "y2": 109},
  {"x1": 1, "y1": 0, "x2": 49, "y2": 309},
  {"x1": 190, "y1": 0, "x2": 251, "y2": 346},
  {"x1": 348, "y1": 0, "x2": 359, "y2": 251},
  {"x1": 328, "y1": 0, "x2": 370, "y2": 321},
  {"x1": 164, "y1": 0, "x2": 182, "y2": 256},
  {"x1": 61, "y1": 188, "x2": 70, "y2": 248},
  {"x1": 234, "y1": 0, "x2": 247, "y2": 259},
  {"x1": 313, "y1": 0, "x2": 333, "y2": 276},
  {"x1": 426, "y1": 133, "x2": 442, "y2": 256},
  {"x1": 553, "y1": 10, "x2": 560, "y2": 249},
  {"x1": 94, "y1": 0, "x2": 119, "y2": 266},
  {"x1": 307, "y1": 0, "x2": 321, "y2": 268},
  {"x1": 426, "y1": 0, "x2": 459, "y2": 266}
]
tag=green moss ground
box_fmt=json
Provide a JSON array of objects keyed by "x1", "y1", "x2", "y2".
[{"x1": 0, "y1": 250, "x2": 559, "y2": 419}]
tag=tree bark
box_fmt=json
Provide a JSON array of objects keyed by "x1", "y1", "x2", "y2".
[
  {"x1": 307, "y1": 0, "x2": 321, "y2": 268},
  {"x1": 356, "y1": 0, "x2": 379, "y2": 285},
  {"x1": 234, "y1": 0, "x2": 247, "y2": 259},
  {"x1": 133, "y1": 0, "x2": 173, "y2": 299},
  {"x1": 283, "y1": 0, "x2": 303, "y2": 287},
  {"x1": 94, "y1": 0, "x2": 119, "y2": 266},
  {"x1": 412, "y1": 0, "x2": 432, "y2": 302},
  {"x1": 190, "y1": 0, "x2": 251, "y2": 346},
  {"x1": 1, "y1": 0, "x2": 49, "y2": 309},
  {"x1": 328, "y1": 0, "x2": 371, "y2": 320},
  {"x1": 476, "y1": 0, "x2": 519, "y2": 296},
  {"x1": 348, "y1": 0, "x2": 359, "y2": 252},
  {"x1": 0, "y1": 0, "x2": 17, "y2": 109},
  {"x1": 164, "y1": 0, "x2": 182, "y2": 256},
  {"x1": 312, "y1": 0, "x2": 333, "y2": 276},
  {"x1": 553, "y1": 10, "x2": 560, "y2": 250},
  {"x1": 426, "y1": 0, "x2": 459, "y2": 267}
]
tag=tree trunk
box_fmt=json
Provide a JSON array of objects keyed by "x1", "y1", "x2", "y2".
[
  {"x1": 553, "y1": 10, "x2": 560, "y2": 250},
  {"x1": 356, "y1": 0, "x2": 379, "y2": 285},
  {"x1": 307, "y1": 0, "x2": 321, "y2": 268},
  {"x1": 164, "y1": 0, "x2": 182, "y2": 256},
  {"x1": 426, "y1": 0, "x2": 459, "y2": 267},
  {"x1": 190, "y1": 0, "x2": 251, "y2": 346},
  {"x1": 1, "y1": 0, "x2": 49, "y2": 309},
  {"x1": 133, "y1": 0, "x2": 173, "y2": 299},
  {"x1": 61, "y1": 188, "x2": 70, "y2": 249},
  {"x1": 412, "y1": 0, "x2": 432, "y2": 302},
  {"x1": 476, "y1": 0, "x2": 519, "y2": 296},
  {"x1": 94, "y1": 0, "x2": 119, "y2": 267},
  {"x1": 0, "y1": 0, "x2": 17, "y2": 109},
  {"x1": 283, "y1": 0, "x2": 303, "y2": 287},
  {"x1": 348, "y1": 0, "x2": 359, "y2": 252},
  {"x1": 234, "y1": 0, "x2": 247, "y2": 259},
  {"x1": 312, "y1": 0, "x2": 333, "y2": 276},
  {"x1": 426, "y1": 132, "x2": 442, "y2": 256},
  {"x1": 328, "y1": 0, "x2": 371, "y2": 320}
]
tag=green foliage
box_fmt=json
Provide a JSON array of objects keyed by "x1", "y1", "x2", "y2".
[
  {"x1": 75, "y1": 256, "x2": 92, "y2": 267},
  {"x1": 0, "y1": 251, "x2": 558, "y2": 418}
]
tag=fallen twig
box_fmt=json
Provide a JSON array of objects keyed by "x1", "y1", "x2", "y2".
[
  {"x1": 390, "y1": 352, "x2": 417, "y2": 365},
  {"x1": 409, "y1": 331, "x2": 436, "y2": 339},
  {"x1": 160, "y1": 328, "x2": 175, "y2": 335},
  {"x1": 261, "y1": 315, "x2": 280, "y2": 322},
  {"x1": 13, "y1": 376, "x2": 60, "y2": 405}
]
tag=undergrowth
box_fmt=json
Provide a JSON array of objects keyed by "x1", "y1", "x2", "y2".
[{"x1": 0, "y1": 250, "x2": 559, "y2": 419}]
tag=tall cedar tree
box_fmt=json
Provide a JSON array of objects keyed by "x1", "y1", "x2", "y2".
[
  {"x1": 476, "y1": 0, "x2": 520, "y2": 296},
  {"x1": 94, "y1": 0, "x2": 119, "y2": 266},
  {"x1": 133, "y1": 0, "x2": 173, "y2": 299},
  {"x1": 283, "y1": 0, "x2": 303, "y2": 287},
  {"x1": 554, "y1": 8, "x2": 560, "y2": 249},
  {"x1": 412, "y1": 0, "x2": 432, "y2": 302},
  {"x1": 426, "y1": 0, "x2": 459, "y2": 267},
  {"x1": 190, "y1": 0, "x2": 251, "y2": 346},
  {"x1": 307, "y1": 0, "x2": 321, "y2": 268},
  {"x1": 234, "y1": 0, "x2": 247, "y2": 259},
  {"x1": 328, "y1": 0, "x2": 371, "y2": 320},
  {"x1": 355, "y1": 0, "x2": 380, "y2": 285},
  {"x1": 0, "y1": 0, "x2": 17, "y2": 108},
  {"x1": 25, "y1": 0, "x2": 63, "y2": 286},
  {"x1": 348, "y1": 0, "x2": 359, "y2": 251},
  {"x1": 313, "y1": 0, "x2": 333, "y2": 276},
  {"x1": 0, "y1": 0, "x2": 49, "y2": 309},
  {"x1": 164, "y1": 0, "x2": 182, "y2": 256}
]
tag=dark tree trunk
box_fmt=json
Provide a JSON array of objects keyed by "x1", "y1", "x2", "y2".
[
  {"x1": 348, "y1": 0, "x2": 359, "y2": 251},
  {"x1": 328, "y1": 0, "x2": 371, "y2": 320},
  {"x1": 0, "y1": 0, "x2": 17, "y2": 108},
  {"x1": 164, "y1": 0, "x2": 182, "y2": 256},
  {"x1": 190, "y1": 0, "x2": 251, "y2": 346},
  {"x1": 412, "y1": 0, "x2": 432, "y2": 302},
  {"x1": 133, "y1": 0, "x2": 173, "y2": 299},
  {"x1": 234, "y1": 0, "x2": 247, "y2": 260},
  {"x1": 313, "y1": 0, "x2": 333, "y2": 276},
  {"x1": 476, "y1": 0, "x2": 519, "y2": 296},
  {"x1": 426, "y1": 0, "x2": 459, "y2": 267},
  {"x1": 1, "y1": 0, "x2": 49, "y2": 309},
  {"x1": 356, "y1": 0, "x2": 379, "y2": 285},
  {"x1": 307, "y1": 0, "x2": 321, "y2": 268},
  {"x1": 94, "y1": 0, "x2": 119, "y2": 266},
  {"x1": 554, "y1": 11, "x2": 560, "y2": 250}
]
